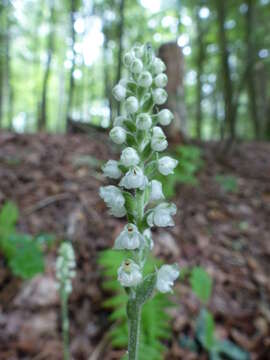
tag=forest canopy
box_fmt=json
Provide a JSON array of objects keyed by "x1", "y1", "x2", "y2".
[{"x1": 0, "y1": 0, "x2": 269, "y2": 140}]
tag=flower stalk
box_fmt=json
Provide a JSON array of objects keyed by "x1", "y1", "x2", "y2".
[
  {"x1": 100, "y1": 43, "x2": 180, "y2": 359},
  {"x1": 56, "y1": 242, "x2": 76, "y2": 360}
]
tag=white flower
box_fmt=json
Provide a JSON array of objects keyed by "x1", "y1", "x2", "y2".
[
  {"x1": 112, "y1": 84, "x2": 126, "y2": 101},
  {"x1": 99, "y1": 186, "x2": 126, "y2": 217},
  {"x1": 151, "y1": 126, "x2": 168, "y2": 152},
  {"x1": 120, "y1": 147, "x2": 140, "y2": 167},
  {"x1": 133, "y1": 44, "x2": 144, "y2": 58},
  {"x1": 119, "y1": 166, "x2": 148, "y2": 190},
  {"x1": 152, "y1": 57, "x2": 166, "y2": 74},
  {"x1": 158, "y1": 156, "x2": 178, "y2": 175},
  {"x1": 117, "y1": 259, "x2": 142, "y2": 287},
  {"x1": 154, "y1": 74, "x2": 168, "y2": 88},
  {"x1": 149, "y1": 180, "x2": 164, "y2": 202},
  {"x1": 136, "y1": 113, "x2": 152, "y2": 130},
  {"x1": 143, "y1": 228, "x2": 154, "y2": 250},
  {"x1": 110, "y1": 126, "x2": 126, "y2": 144},
  {"x1": 153, "y1": 88, "x2": 168, "y2": 105},
  {"x1": 114, "y1": 224, "x2": 145, "y2": 250},
  {"x1": 102, "y1": 160, "x2": 122, "y2": 179},
  {"x1": 138, "y1": 71, "x2": 153, "y2": 88},
  {"x1": 125, "y1": 96, "x2": 139, "y2": 114},
  {"x1": 156, "y1": 264, "x2": 179, "y2": 293},
  {"x1": 158, "y1": 109, "x2": 174, "y2": 126},
  {"x1": 110, "y1": 206, "x2": 126, "y2": 218},
  {"x1": 131, "y1": 58, "x2": 143, "y2": 74},
  {"x1": 123, "y1": 52, "x2": 134, "y2": 67},
  {"x1": 147, "y1": 202, "x2": 177, "y2": 227},
  {"x1": 114, "y1": 115, "x2": 126, "y2": 127},
  {"x1": 56, "y1": 242, "x2": 76, "y2": 295}
]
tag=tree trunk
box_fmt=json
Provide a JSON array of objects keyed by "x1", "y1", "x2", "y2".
[
  {"x1": 0, "y1": 4, "x2": 4, "y2": 127},
  {"x1": 38, "y1": 0, "x2": 55, "y2": 131},
  {"x1": 115, "y1": 0, "x2": 125, "y2": 115},
  {"x1": 102, "y1": 28, "x2": 113, "y2": 122},
  {"x1": 216, "y1": 0, "x2": 235, "y2": 139},
  {"x1": 246, "y1": 0, "x2": 260, "y2": 139},
  {"x1": 195, "y1": 6, "x2": 205, "y2": 139},
  {"x1": 66, "y1": 0, "x2": 76, "y2": 128}
]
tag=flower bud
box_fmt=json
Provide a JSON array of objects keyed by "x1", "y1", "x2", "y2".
[
  {"x1": 138, "y1": 71, "x2": 152, "y2": 88},
  {"x1": 154, "y1": 73, "x2": 168, "y2": 88},
  {"x1": 158, "y1": 156, "x2": 178, "y2": 175},
  {"x1": 114, "y1": 224, "x2": 145, "y2": 250},
  {"x1": 133, "y1": 44, "x2": 144, "y2": 58},
  {"x1": 136, "y1": 113, "x2": 152, "y2": 130},
  {"x1": 119, "y1": 166, "x2": 148, "y2": 190},
  {"x1": 112, "y1": 84, "x2": 126, "y2": 101},
  {"x1": 156, "y1": 264, "x2": 179, "y2": 293},
  {"x1": 117, "y1": 259, "x2": 142, "y2": 287},
  {"x1": 149, "y1": 180, "x2": 164, "y2": 202},
  {"x1": 123, "y1": 52, "x2": 134, "y2": 67},
  {"x1": 151, "y1": 126, "x2": 168, "y2": 152},
  {"x1": 110, "y1": 126, "x2": 126, "y2": 144},
  {"x1": 131, "y1": 58, "x2": 143, "y2": 74},
  {"x1": 152, "y1": 88, "x2": 168, "y2": 105},
  {"x1": 102, "y1": 160, "x2": 122, "y2": 179},
  {"x1": 99, "y1": 185, "x2": 126, "y2": 217},
  {"x1": 125, "y1": 96, "x2": 139, "y2": 114},
  {"x1": 120, "y1": 147, "x2": 140, "y2": 167},
  {"x1": 157, "y1": 109, "x2": 174, "y2": 126},
  {"x1": 147, "y1": 202, "x2": 177, "y2": 227},
  {"x1": 152, "y1": 57, "x2": 166, "y2": 74}
]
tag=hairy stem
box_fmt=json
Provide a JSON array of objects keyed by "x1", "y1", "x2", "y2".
[
  {"x1": 127, "y1": 301, "x2": 142, "y2": 360},
  {"x1": 61, "y1": 290, "x2": 70, "y2": 360}
]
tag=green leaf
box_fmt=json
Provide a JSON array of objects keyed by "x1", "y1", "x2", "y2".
[
  {"x1": 136, "y1": 273, "x2": 157, "y2": 305},
  {"x1": 218, "y1": 339, "x2": 250, "y2": 360},
  {"x1": 196, "y1": 309, "x2": 216, "y2": 350},
  {"x1": 0, "y1": 201, "x2": 19, "y2": 236},
  {"x1": 8, "y1": 234, "x2": 44, "y2": 279},
  {"x1": 190, "y1": 266, "x2": 213, "y2": 304},
  {"x1": 122, "y1": 191, "x2": 136, "y2": 216}
]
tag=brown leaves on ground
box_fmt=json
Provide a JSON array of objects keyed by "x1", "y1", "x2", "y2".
[{"x1": 0, "y1": 132, "x2": 270, "y2": 359}]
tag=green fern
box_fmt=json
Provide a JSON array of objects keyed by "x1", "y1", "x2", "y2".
[{"x1": 98, "y1": 250, "x2": 175, "y2": 360}]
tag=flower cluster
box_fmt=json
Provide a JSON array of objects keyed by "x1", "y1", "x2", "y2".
[
  {"x1": 100, "y1": 43, "x2": 179, "y2": 294},
  {"x1": 56, "y1": 242, "x2": 76, "y2": 295}
]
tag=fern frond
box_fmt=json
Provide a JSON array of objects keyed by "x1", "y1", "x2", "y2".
[{"x1": 98, "y1": 249, "x2": 175, "y2": 360}]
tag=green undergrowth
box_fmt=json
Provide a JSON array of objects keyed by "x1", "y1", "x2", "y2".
[
  {"x1": 98, "y1": 249, "x2": 175, "y2": 360},
  {"x1": 158, "y1": 145, "x2": 204, "y2": 198},
  {"x1": 0, "y1": 201, "x2": 55, "y2": 279}
]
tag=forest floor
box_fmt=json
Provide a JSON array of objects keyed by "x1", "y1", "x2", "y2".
[{"x1": 0, "y1": 131, "x2": 270, "y2": 360}]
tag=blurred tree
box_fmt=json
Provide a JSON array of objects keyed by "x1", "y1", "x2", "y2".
[{"x1": 38, "y1": 0, "x2": 56, "y2": 130}]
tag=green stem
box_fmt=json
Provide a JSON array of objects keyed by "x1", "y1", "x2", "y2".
[
  {"x1": 127, "y1": 301, "x2": 142, "y2": 360},
  {"x1": 61, "y1": 290, "x2": 70, "y2": 360}
]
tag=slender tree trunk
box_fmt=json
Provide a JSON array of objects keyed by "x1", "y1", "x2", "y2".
[
  {"x1": 0, "y1": 5, "x2": 4, "y2": 127},
  {"x1": 195, "y1": 6, "x2": 205, "y2": 139},
  {"x1": 216, "y1": 0, "x2": 235, "y2": 139},
  {"x1": 5, "y1": 16, "x2": 13, "y2": 130},
  {"x1": 246, "y1": 0, "x2": 260, "y2": 139},
  {"x1": 102, "y1": 29, "x2": 113, "y2": 122},
  {"x1": 38, "y1": 0, "x2": 55, "y2": 131},
  {"x1": 116, "y1": 0, "x2": 125, "y2": 115},
  {"x1": 66, "y1": 0, "x2": 76, "y2": 128}
]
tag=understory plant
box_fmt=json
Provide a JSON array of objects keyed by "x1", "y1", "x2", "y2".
[
  {"x1": 56, "y1": 242, "x2": 76, "y2": 360},
  {"x1": 99, "y1": 250, "x2": 175, "y2": 359},
  {"x1": 100, "y1": 43, "x2": 179, "y2": 360},
  {"x1": 180, "y1": 267, "x2": 249, "y2": 360},
  {"x1": 0, "y1": 201, "x2": 53, "y2": 279}
]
